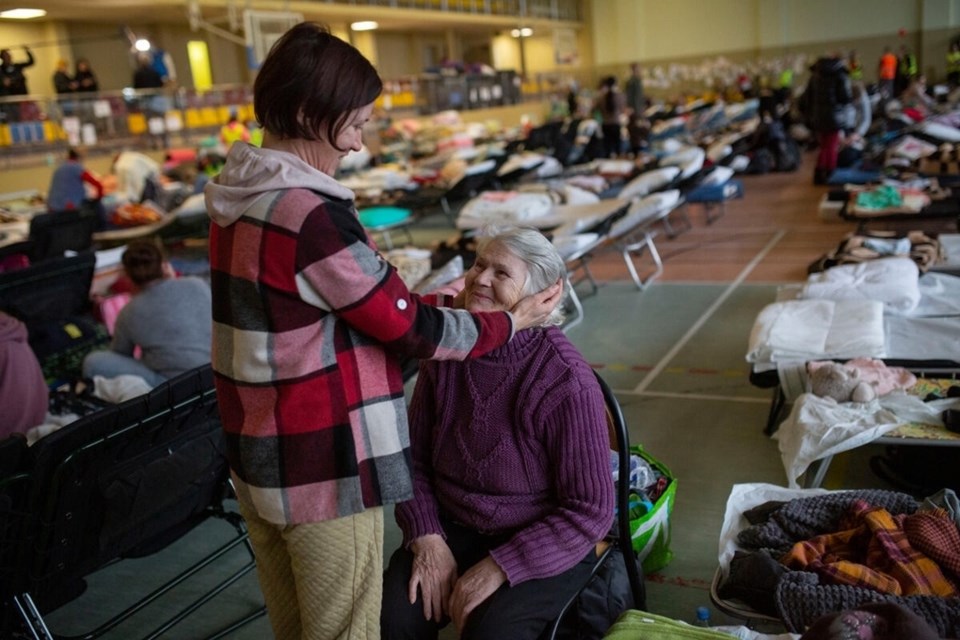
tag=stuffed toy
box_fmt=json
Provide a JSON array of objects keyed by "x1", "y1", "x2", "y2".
[{"x1": 808, "y1": 362, "x2": 877, "y2": 403}]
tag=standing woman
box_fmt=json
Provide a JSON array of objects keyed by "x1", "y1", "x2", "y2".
[
  {"x1": 74, "y1": 59, "x2": 99, "y2": 93},
  {"x1": 204, "y1": 22, "x2": 561, "y2": 640},
  {"x1": 799, "y1": 53, "x2": 852, "y2": 185},
  {"x1": 593, "y1": 75, "x2": 627, "y2": 158}
]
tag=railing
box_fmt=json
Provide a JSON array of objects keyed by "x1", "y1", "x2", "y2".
[
  {"x1": 0, "y1": 71, "x2": 544, "y2": 167},
  {"x1": 310, "y1": 0, "x2": 581, "y2": 21}
]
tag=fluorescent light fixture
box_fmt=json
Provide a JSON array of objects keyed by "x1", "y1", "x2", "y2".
[
  {"x1": 351, "y1": 21, "x2": 378, "y2": 31},
  {"x1": 134, "y1": 38, "x2": 152, "y2": 52},
  {"x1": 510, "y1": 27, "x2": 533, "y2": 38},
  {"x1": 0, "y1": 8, "x2": 47, "y2": 19}
]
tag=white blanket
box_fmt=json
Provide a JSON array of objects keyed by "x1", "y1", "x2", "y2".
[
  {"x1": 799, "y1": 257, "x2": 921, "y2": 314},
  {"x1": 746, "y1": 299, "x2": 886, "y2": 364},
  {"x1": 776, "y1": 392, "x2": 960, "y2": 488}
]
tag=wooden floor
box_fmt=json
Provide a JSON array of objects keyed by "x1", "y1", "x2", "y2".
[{"x1": 583, "y1": 152, "x2": 854, "y2": 286}]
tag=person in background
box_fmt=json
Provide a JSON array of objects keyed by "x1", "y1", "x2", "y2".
[
  {"x1": 593, "y1": 75, "x2": 626, "y2": 158},
  {"x1": 204, "y1": 22, "x2": 561, "y2": 640},
  {"x1": 947, "y1": 42, "x2": 960, "y2": 87},
  {"x1": 878, "y1": 46, "x2": 898, "y2": 100},
  {"x1": 897, "y1": 44, "x2": 918, "y2": 97},
  {"x1": 132, "y1": 52, "x2": 163, "y2": 90},
  {"x1": 0, "y1": 46, "x2": 34, "y2": 96},
  {"x1": 0, "y1": 46, "x2": 34, "y2": 123},
  {"x1": 219, "y1": 112, "x2": 250, "y2": 149},
  {"x1": 847, "y1": 49, "x2": 864, "y2": 82},
  {"x1": 565, "y1": 80, "x2": 579, "y2": 118},
  {"x1": 112, "y1": 150, "x2": 160, "y2": 203},
  {"x1": 625, "y1": 62, "x2": 647, "y2": 155},
  {"x1": 799, "y1": 52, "x2": 852, "y2": 185},
  {"x1": 52, "y1": 59, "x2": 76, "y2": 94},
  {"x1": 381, "y1": 227, "x2": 615, "y2": 640},
  {"x1": 0, "y1": 311, "x2": 49, "y2": 440},
  {"x1": 46, "y1": 148, "x2": 105, "y2": 223},
  {"x1": 82, "y1": 240, "x2": 211, "y2": 388},
  {"x1": 900, "y1": 74, "x2": 937, "y2": 120},
  {"x1": 837, "y1": 81, "x2": 872, "y2": 168},
  {"x1": 74, "y1": 59, "x2": 99, "y2": 93}
]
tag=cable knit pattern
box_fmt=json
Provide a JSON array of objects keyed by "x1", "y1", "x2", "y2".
[
  {"x1": 776, "y1": 571, "x2": 960, "y2": 636},
  {"x1": 737, "y1": 490, "x2": 918, "y2": 553},
  {"x1": 395, "y1": 326, "x2": 614, "y2": 585}
]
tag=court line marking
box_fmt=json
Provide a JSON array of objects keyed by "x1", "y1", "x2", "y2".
[
  {"x1": 611, "y1": 390, "x2": 771, "y2": 403},
  {"x1": 631, "y1": 229, "x2": 787, "y2": 395}
]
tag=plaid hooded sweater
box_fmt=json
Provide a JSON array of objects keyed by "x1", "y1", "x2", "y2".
[{"x1": 205, "y1": 143, "x2": 513, "y2": 525}]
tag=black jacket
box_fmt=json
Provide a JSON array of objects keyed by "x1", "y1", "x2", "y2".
[{"x1": 800, "y1": 57, "x2": 852, "y2": 132}]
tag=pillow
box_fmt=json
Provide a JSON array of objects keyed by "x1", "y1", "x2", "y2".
[
  {"x1": 617, "y1": 167, "x2": 680, "y2": 201},
  {"x1": 919, "y1": 121, "x2": 960, "y2": 142},
  {"x1": 698, "y1": 166, "x2": 735, "y2": 187}
]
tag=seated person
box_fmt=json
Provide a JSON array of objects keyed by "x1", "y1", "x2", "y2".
[
  {"x1": 47, "y1": 148, "x2": 104, "y2": 212},
  {"x1": 111, "y1": 150, "x2": 160, "y2": 203},
  {"x1": 0, "y1": 311, "x2": 48, "y2": 439},
  {"x1": 82, "y1": 240, "x2": 211, "y2": 387},
  {"x1": 382, "y1": 227, "x2": 615, "y2": 640}
]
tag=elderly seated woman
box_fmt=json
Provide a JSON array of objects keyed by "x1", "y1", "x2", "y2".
[
  {"x1": 381, "y1": 226, "x2": 615, "y2": 640},
  {"x1": 82, "y1": 240, "x2": 211, "y2": 387}
]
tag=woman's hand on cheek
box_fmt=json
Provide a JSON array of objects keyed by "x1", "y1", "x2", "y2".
[
  {"x1": 448, "y1": 555, "x2": 507, "y2": 633},
  {"x1": 509, "y1": 278, "x2": 564, "y2": 331}
]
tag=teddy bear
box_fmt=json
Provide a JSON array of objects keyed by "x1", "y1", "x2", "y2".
[{"x1": 808, "y1": 362, "x2": 877, "y2": 403}]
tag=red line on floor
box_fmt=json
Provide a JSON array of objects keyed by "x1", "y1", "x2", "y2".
[{"x1": 644, "y1": 573, "x2": 712, "y2": 590}]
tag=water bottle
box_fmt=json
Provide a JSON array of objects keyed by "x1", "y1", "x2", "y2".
[{"x1": 694, "y1": 605, "x2": 711, "y2": 627}]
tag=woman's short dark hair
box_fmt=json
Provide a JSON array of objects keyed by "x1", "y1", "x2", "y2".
[
  {"x1": 122, "y1": 240, "x2": 165, "y2": 286},
  {"x1": 254, "y1": 22, "x2": 382, "y2": 149}
]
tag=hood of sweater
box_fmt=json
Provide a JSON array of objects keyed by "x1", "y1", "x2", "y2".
[
  {"x1": 0, "y1": 313, "x2": 27, "y2": 345},
  {"x1": 204, "y1": 142, "x2": 355, "y2": 227}
]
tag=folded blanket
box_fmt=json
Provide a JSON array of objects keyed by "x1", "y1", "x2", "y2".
[
  {"x1": 746, "y1": 299, "x2": 886, "y2": 364},
  {"x1": 800, "y1": 258, "x2": 921, "y2": 314}
]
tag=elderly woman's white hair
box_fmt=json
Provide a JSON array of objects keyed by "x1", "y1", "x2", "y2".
[{"x1": 475, "y1": 225, "x2": 567, "y2": 327}]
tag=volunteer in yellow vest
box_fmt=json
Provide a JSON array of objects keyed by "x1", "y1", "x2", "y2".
[
  {"x1": 847, "y1": 50, "x2": 863, "y2": 82},
  {"x1": 219, "y1": 113, "x2": 250, "y2": 149},
  {"x1": 947, "y1": 42, "x2": 960, "y2": 87}
]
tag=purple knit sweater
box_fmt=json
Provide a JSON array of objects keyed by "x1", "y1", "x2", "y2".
[{"x1": 396, "y1": 326, "x2": 614, "y2": 585}]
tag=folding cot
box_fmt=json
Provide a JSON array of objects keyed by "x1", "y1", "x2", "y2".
[
  {"x1": 2, "y1": 365, "x2": 266, "y2": 639},
  {"x1": 744, "y1": 265, "x2": 960, "y2": 488},
  {"x1": 710, "y1": 483, "x2": 960, "y2": 635},
  {"x1": 838, "y1": 190, "x2": 960, "y2": 234}
]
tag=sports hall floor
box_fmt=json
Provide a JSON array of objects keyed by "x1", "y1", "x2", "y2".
[{"x1": 36, "y1": 153, "x2": 907, "y2": 638}]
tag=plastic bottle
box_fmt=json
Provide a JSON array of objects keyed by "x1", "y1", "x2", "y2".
[{"x1": 694, "y1": 605, "x2": 711, "y2": 627}]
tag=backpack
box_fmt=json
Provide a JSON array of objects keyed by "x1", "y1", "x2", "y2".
[{"x1": 555, "y1": 547, "x2": 646, "y2": 640}]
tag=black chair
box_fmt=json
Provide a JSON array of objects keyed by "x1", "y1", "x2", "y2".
[
  {"x1": 544, "y1": 370, "x2": 646, "y2": 640},
  {"x1": 0, "y1": 435, "x2": 32, "y2": 636},
  {"x1": 0, "y1": 251, "x2": 108, "y2": 381},
  {"x1": 8, "y1": 365, "x2": 266, "y2": 640},
  {"x1": 28, "y1": 208, "x2": 100, "y2": 263}
]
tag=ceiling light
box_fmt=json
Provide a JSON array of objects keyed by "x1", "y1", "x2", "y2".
[
  {"x1": 351, "y1": 21, "x2": 378, "y2": 31},
  {"x1": 510, "y1": 27, "x2": 533, "y2": 38},
  {"x1": 0, "y1": 8, "x2": 47, "y2": 19},
  {"x1": 134, "y1": 38, "x2": 152, "y2": 52}
]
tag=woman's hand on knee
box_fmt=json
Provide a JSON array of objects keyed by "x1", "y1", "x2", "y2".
[
  {"x1": 409, "y1": 534, "x2": 457, "y2": 623},
  {"x1": 449, "y1": 555, "x2": 507, "y2": 634}
]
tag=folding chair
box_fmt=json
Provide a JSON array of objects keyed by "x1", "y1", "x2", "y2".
[
  {"x1": 438, "y1": 159, "x2": 501, "y2": 224},
  {"x1": 0, "y1": 435, "x2": 32, "y2": 636},
  {"x1": 9, "y1": 365, "x2": 266, "y2": 640},
  {"x1": 544, "y1": 370, "x2": 646, "y2": 639},
  {"x1": 0, "y1": 251, "x2": 109, "y2": 382},
  {"x1": 28, "y1": 208, "x2": 100, "y2": 263}
]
